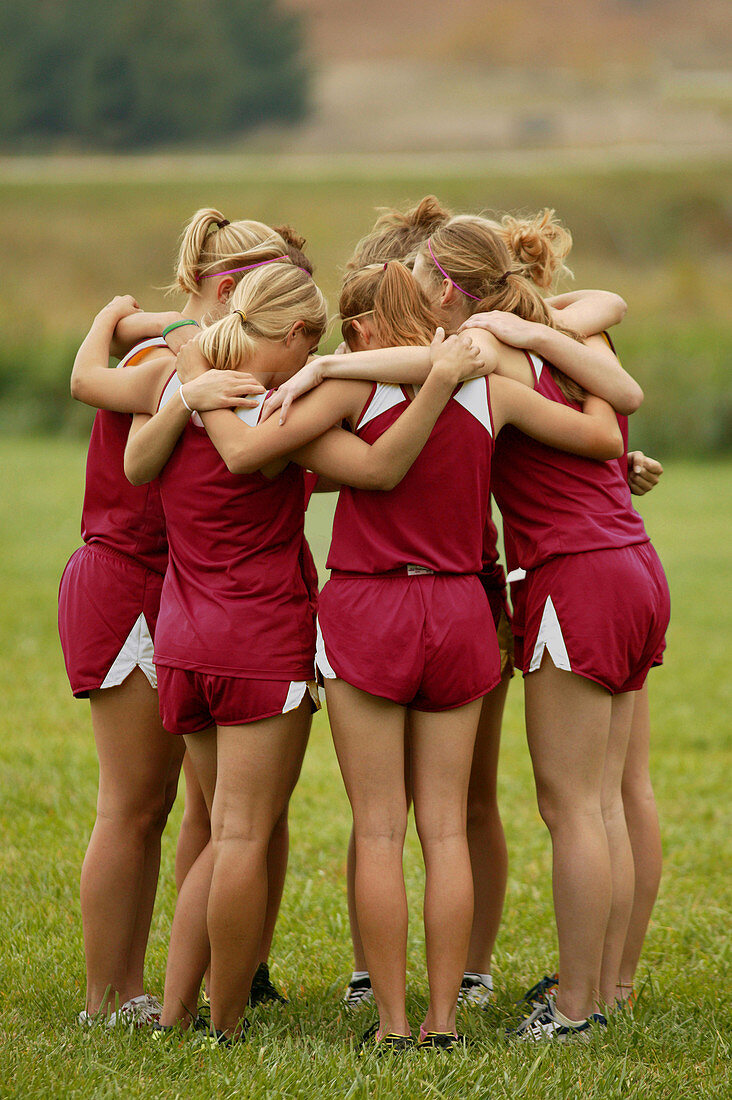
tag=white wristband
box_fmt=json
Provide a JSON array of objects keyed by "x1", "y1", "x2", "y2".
[{"x1": 180, "y1": 386, "x2": 194, "y2": 413}]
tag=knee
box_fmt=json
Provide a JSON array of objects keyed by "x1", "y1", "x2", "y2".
[
  {"x1": 97, "y1": 794, "x2": 169, "y2": 842},
  {"x1": 534, "y1": 782, "x2": 600, "y2": 834}
]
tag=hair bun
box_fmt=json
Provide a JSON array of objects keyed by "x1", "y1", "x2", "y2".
[
  {"x1": 501, "y1": 209, "x2": 572, "y2": 289},
  {"x1": 274, "y1": 224, "x2": 307, "y2": 251}
]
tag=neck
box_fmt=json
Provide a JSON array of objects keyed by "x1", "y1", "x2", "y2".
[{"x1": 182, "y1": 292, "x2": 221, "y2": 324}]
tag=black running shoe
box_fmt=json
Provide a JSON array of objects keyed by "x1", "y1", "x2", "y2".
[
  {"x1": 359, "y1": 1022, "x2": 415, "y2": 1054},
  {"x1": 249, "y1": 962, "x2": 288, "y2": 1006},
  {"x1": 417, "y1": 1029, "x2": 465, "y2": 1050},
  {"x1": 517, "y1": 972, "x2": 559, "y2": 1010}
]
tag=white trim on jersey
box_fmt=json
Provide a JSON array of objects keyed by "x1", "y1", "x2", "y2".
[
  {"x1": 315, "y1": 617, "x2": 337, "y2": 680},
  {"x1": 357, "y1": 383, "x2": 406, "y2": 432},
  {"x1": 100, "y1": 613, "x2": 157, "y2": 690},
  {"x1": 529, "y1": 596, "x2": 571, "y2": 673},
  {"x1": 235, "y1": 392, "x2": 267, "y2": 426},
  {"x1": 453, "y1": 377, "x2": 493, "y2": 435},
  {"x1": 528, "y1": 352, "x2": 544, "y2": 381},
  {"x1": 117, "y1": 337, "x2": 168, "y2": 370},
  {"x1": 158, "y1": 371, "x2": 206, "y2": 426},
  {"x1": 506, "y1": 567, "x2": 527, "y2": 584}
]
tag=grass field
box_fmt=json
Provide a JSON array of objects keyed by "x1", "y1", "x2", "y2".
[{"x1": 0, "y1": 437, "x2": 730, "y2": 1098}]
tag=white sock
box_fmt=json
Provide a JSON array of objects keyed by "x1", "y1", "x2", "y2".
[
  {"x1": 552, "y1": 1003, "x2": 586, "y2": 1027},
  {"x1": 350, "y1": 970, "x2": 370, "y2": 983},
  {"x1": 463, "y1": 971, "x2": 493, "y2": 989}
]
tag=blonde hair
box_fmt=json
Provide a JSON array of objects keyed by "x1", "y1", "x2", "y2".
[
  {"x1": 340, "y1": 261, "x2": 439, "y2": 349},
  {"x1": 418, "y1": 211, "x2": 584, "y2": 401},
  {"x1": 346, "y1": 196, "x2": 452, "y2": 272},
  {"x1": 199, "y1": 261, "x2": 327, "y2": 371},
  {"x1": 172, "y1": 208, "x2": 311, "y2": 294}
]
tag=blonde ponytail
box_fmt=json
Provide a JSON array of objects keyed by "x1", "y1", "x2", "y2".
[
  {"x1": 340, "y1": 260, "x2": 439, "y2": 348},
  {"x1": 172, "y1": 208, "x2": 306, "y2": 295},
  {"x1": 420, "y1": 215, "x2": 585, "y2": 402},
  {"x1": 199, "y1": 261, "x2": 327, "y2": 371}
]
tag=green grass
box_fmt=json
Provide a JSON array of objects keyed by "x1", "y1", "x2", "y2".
[{"x1": 0, "y1": 438, "x2": 730, "y2": 1098}]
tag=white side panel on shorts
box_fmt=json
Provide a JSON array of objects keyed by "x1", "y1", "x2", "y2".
[
  {"x1": 529, "y1": 596, "x2": 571, "y2": 673},
  {"x1": 100, "y1": 613, "x2": 157, "y2": 690},
  {"x1": 357, "y1": 383, "x2": 405, "y2": 431},
  {"x1": 315, "y1": 618, "x2": 337, "y2": 679},
  {"x1": 453, "y1": 378, "x2": 492, "y2": 435},
  {"x1": 282, "y1": 681, "x2": 308, "y2": 712}
]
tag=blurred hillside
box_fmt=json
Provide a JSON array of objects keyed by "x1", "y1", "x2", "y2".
[{"x1": 272, "y1": 0, "x2": 731, "y2": 153}]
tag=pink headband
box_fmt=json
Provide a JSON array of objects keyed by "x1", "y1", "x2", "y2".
[
  {"x1": 427, "y1": 238, "x2": 482, "y2": 301},
  {"x1": 198, "y1": 257, "x2": 311, "y2": 281}
]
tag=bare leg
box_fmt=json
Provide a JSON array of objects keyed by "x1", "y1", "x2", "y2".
[
  {"x1": 175, "y1": 752, "x2": 210, "y2": 894},
  {"x1": 80, "y1": 668, "x2": 182, "y2": 1013},
  {"x1": 206, "y1": 705, "x2": 310, "y2": 1037},
  {"x1": 346, "y1": 730, "x2": 411, "y2": 975},
  {"x1": 599, "y1": 691, "x2": 636, "y2": 1005},
  {"x1": 258, "y1": 809, "x2": 289, "y2": 962},
  {"x1": 619, "y1": 683, "x2": 662, "y2": 995},
  {"x1": 160, "y1": 727, "x2": 217, "y2": 1027},
  {"x1": 327, "y1": 679, "x2": 410, "y2": 1037},
  {"x1": 524, "y1": 660, "x2": 612, "y2": 1021},
  {"x1": 410, "y1": 699, "x2": 482, "y2": 1035},
  {"x1": 466, "y1": 672, "x2": 510, "y2": 975},
  {"x1": 125, "y1": 746, "x2": 184, "y2": 995}
]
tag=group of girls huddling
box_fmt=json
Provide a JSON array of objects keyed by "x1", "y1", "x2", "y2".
[{"x1": 58, "y1": 196, "x2": 669, "y2": 1051}]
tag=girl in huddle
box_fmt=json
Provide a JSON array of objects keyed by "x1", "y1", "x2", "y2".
[
  {"x1": 406, "y1": 215, "x2": 669, "y2": 1037},
  {"x1": 123, "y1": 260, "x2": 488, "y2": 1041},
  {"x1": 61, "y1": 207, "x2": 304, "y2": 1024},
  {"x1": 146, "y1": 258, "x2": 625, "y2": 1047},
  {"x1": 269, "y1": 197, "x2": 633, "y2": 1012}
]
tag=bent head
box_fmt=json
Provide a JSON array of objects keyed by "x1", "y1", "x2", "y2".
[
  {"x1": 173, "y1": 208, "x2": 313, "y2": 314},
  {"x1": 340, "y1": 261, "x2": 440, "y2": 352},
  {"x1": 412, "y1": 210, "x2": 573, "y2": 330},
  {"x1": 346, "y1": 195, "x2": 452, "y2": 273},
  {"x1": 199, "y1": 261, "x2": 327, "y2": 384}
]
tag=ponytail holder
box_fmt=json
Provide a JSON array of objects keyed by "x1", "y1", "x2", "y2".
[
  {"x1": 233, "y1": 309, "x2": 247, "y2": 324},
  {"x1": 217, "y1": 219, "x2": 230, "y2": 229},
  {"x1": 383, "y1": 263, "x2": 388, "y2": 271}
]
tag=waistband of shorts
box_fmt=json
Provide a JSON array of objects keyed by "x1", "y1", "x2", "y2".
[
  {"x1": 84, "y1": 539, "x2": 166, "y2": 575},
  {"x1": 329, "y1": 567, "x2": 475, "y2": 580}
]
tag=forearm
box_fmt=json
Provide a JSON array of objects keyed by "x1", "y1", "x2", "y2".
[
  {"x1": 124, "y1": 390, "x2": 190, "y2": 484},
  {"x1": 111, "y1": 310, "x2": 181, "y2": 359},
  {"x1": 70, "y1": 314, "x2": 119, "y2": 405},
  {"x1": 546, "y1": 290, "x2": 627, "y2": 335},
  {"x1": 532, "y1": 327, "x2": 642, "y2": 414},
  {"x1": 293, "y1": 368, "x2": 458, "y2": 491},
  {"x1": 320, "y1": 345, "x2": 434, "y2": 385}
]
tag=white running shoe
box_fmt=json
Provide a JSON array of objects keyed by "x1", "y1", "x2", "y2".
[
  {"x1": 457, "y1": 974, "x2": 494, "y2": 1008},
  {"x1": 509, "y1": 998, "x2": 607, "y2": 1042}
]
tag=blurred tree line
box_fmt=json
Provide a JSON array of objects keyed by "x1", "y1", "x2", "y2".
[{"x1": 0, "y1": 0, "x2": 309, "y2": 149}]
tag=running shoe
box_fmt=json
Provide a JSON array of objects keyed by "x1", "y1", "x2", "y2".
[
  {"x1": 249, "y1": 962, "x2": 288, "y2": 1006},
  {"x1": 509, "y1": 998, "x2": 607, "y2": 1042},
  {"x1": 343, "y1": 976, "x2": 375, "y2": 1009},
  {"x1": 192, "y1": 1019, "x2": 250, "y2": 1049},
  {"x1": 517, "y1": 972, "x2": 559, "y2": 1011},
  {"x1": 457, "y1": 974, "x2": 494, "y2": 1008},
  {"x1": 78, "y1": 994, "x2": 162, "y2": 1028},
  {"x1": 359, "y1": 1023, "x2": 414, "y2": 1053},
  {"x1": 417, "y1": 1026, "x2": 465, "y2": 1050}
]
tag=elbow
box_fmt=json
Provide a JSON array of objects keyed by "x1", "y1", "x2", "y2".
[
  {"x1": 619, "y1": 382, "x2": 643, "y2": 416},
  {"x1": 600, "y1": 429, "x2": 625, "y2": 461},
  {"x1": 124, "y1": 458, "x2": 150, "y2": 486},
  {"x1": 612, "y1": 293, "x2": 628, "y2": 323},
  {"x1": 69, "y1": 375, "x2": 84, "y2": 402},
  {"x1": 226, "y1": 451, "x2": 256, "y2": 476},
  {"x1": 365, "y1": 462, "x2": 401, "y2": 491}
]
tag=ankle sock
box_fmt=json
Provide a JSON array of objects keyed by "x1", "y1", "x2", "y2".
[
  {"x1": 552, "y1": 1003, "x2": 587, "y2": 1028},
  {"x1": 350, "y1": 970, "x2": 370, "y2": 984}
]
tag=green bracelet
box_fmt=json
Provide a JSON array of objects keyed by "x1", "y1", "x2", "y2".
[{"x1": 162, "y1": 319, "x2": 199, "y2": 339}]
